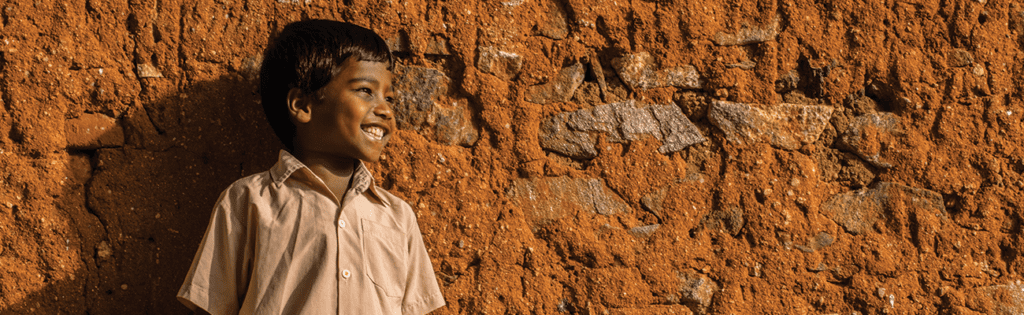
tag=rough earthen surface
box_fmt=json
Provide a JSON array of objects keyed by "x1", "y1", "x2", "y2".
[{"x1": 1, "y1": 0, "x2": 1024, "y2": 314}]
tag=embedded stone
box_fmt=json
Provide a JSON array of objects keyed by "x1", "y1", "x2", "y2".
[
  {"x1": 526, "y1": 62, "x2": 585, "y2": 104},
  {"x1": 775, "y1": 69, "x2": 800, "y2": 92},
  {"x1": 837, "y1": 112, "x2": 902, "y2": 168},
  {"x1": 978, "y1": 281, "x2": 1024, "y2": 315},
  {"x1": 540, "y1": 100, "x2": 705, "y2": 159},
  {"x1": 701, "y1": 206, "x2": 744, "y2": 236},
  {"x1": 611, "y1": 52, "x2": 701, "y2": 91},
  {"x1": 66, "y1": 113, "x2": 124, "y2": 149},
  {"x1": 537, "y1": 0, "x2": 569, "y2": 40},
  {"x1": 677, "y1": 270, "x2": 718, "y2": 315},
  {"x1": 392, "y1": 65, "x2": 477, "y2": 146},
  {"x1": 950, "y1": 49, "x2": 974, "y2": 67},
  {"x1": 539, "y1": 116, "x2": 597, "y2": 159},
  {"x1": 725, "y1": 59, "x2": 756, "y2": 70},
  {"x1": 707, "y1": 100, "x2": 834, "y2": 150},
  {"x1": 640, "y1": 186, "x2": 669, "y2": 220},
  {"x1": 810, "y1": 232, "x2": 835, "y2": 250},
  {"x1": 821, "y1": 182, "x2": 946, "y2": 235},
  {"x1": 507, "y1": 176, "x2": 630, "y2": 223},
  {"x1": 713, "y1": 17, "x2": 779, "y2": 46},
  {"x1": 393, "y1": 65, "x2": 449, "y2": 129},
  {"x1": 135, "y1": 63, "x2": 163, "y2": 78},
  {"x1": 796, "y1": 232, "x2": 836, "y2": 253},
  {"x1": 433, "y1": 103, "x2": 479, "y2": 147},
  {"x1": 629, "y1": 224, "x2": 661, "y2": 237},
  {"x1": 96, "y1": 241, "x2": 113, "y2": 260},
  {"x1": 477, "y1": 46, "x2": 523, "y2": 80}
]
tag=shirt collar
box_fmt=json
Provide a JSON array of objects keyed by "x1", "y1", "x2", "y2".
[{"x1": 270, "y1": 150, "x2": 390, "y2": 206}]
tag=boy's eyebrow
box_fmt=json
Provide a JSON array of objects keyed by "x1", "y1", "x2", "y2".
[{"x1": 348, "y1": 77, "x2": 380, "y2": 84}]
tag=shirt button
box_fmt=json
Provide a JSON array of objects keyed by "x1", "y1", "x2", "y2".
[
  {"x1": 338, "y1": 219, "x2": 347, "y2": 228},
  {"x1": 342, "y1": 269, "x2": 351, "y2": 279}
]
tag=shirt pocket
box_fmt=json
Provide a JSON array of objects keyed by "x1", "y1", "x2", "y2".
[{"x1": 360, "y1": 219, "x2": 408, "y2": 298}]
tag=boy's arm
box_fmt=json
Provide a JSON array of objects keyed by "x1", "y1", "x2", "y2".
[
  {"x1": 177, "y1": 186, "x2": 252, "y2": 315},
  {"x1": 401, "y1": 214, "x2": 446, "y2": 315}
]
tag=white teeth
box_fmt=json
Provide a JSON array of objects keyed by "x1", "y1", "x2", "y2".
[{"x1": 362, "y1": 126, "x2": 384, "y2": 140}]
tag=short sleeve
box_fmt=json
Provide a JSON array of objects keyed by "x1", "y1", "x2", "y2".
[
  {"x1": 177, "y1": 186, "x2": 252, "y2": 315},
  {"x1": 400, "y1": 208, "x2": 446, "y2": 315}
]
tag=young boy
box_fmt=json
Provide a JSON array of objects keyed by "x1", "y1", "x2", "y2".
[{"x1": 177, "y1": 20, "x2": 445, "y2": 315}]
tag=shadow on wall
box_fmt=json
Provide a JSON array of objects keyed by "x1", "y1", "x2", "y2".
[{"x1": 2, "y1": 74, "x2": 279, "y2": 314}]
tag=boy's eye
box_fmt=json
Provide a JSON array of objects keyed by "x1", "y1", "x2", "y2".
[{"x1": 356, "y1": 87, "x2": 372, "y2": 94}]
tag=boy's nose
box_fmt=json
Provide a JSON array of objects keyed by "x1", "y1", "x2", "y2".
[{"x1": 373, "y1": 98, "x2": 394, "y2": 120}]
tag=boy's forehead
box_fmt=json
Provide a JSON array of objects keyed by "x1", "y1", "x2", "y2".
[{"x1": 337, "y1": 60, "x2": 393, "y2": 80}]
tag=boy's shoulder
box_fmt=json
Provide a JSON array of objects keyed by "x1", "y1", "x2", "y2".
[
  {"x1": 215, "y1": 170, "x2": 275, "y2": 202},
  {"x1": 228, "y1": 170, "x2": 274, "y2": 191}
]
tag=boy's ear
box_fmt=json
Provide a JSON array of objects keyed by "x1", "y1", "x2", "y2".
[{"x1": 286, "y1": 88, "x2": 314, "y2": 124}]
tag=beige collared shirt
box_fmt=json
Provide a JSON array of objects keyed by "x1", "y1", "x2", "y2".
[{"x1": 177, "y1": 150, "x2": 445, "y2": 315}]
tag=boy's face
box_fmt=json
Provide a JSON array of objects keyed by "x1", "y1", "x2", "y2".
[{"x1": 296, "y1": 57, "x2": 395, "y2": 163}]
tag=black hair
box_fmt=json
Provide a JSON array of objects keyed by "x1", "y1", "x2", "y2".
[{"x1": 259, "y1": 19, "x2": 394, "y2": 151}]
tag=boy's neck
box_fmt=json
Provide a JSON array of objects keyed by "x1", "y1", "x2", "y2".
[{"x1": 292, "y1": 149, "x2": 357, "y2": 203}]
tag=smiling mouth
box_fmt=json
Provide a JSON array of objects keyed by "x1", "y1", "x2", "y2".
[{"x1": 362, "y1": 126, "x2": 386, "y2": 141}]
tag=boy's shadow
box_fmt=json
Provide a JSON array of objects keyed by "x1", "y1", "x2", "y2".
[{"x1": 3, "y1": 73, "x2": 278, "y2": 314}]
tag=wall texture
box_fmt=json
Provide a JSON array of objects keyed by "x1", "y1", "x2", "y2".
[{"x1": 1, "y1": 0, "x2": 1024, "y2": 313}]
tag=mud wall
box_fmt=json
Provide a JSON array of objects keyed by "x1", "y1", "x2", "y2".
[{"x1": 1, "y1": 0, "x2": 1024, "y2": 314}]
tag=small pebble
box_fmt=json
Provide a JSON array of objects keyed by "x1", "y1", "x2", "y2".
[{"x1": 121, "y1": 284, "x2": 128, "y2": 290}]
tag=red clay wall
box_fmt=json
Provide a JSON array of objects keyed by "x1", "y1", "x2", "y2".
[{"x1": 1, "y1": 0, "x2": 1023, "y2": 314}]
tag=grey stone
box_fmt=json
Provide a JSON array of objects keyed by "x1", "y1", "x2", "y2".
[
  {"x1": 713, "y1": 17, "x2": 779, "y2": 46},
  {"x1": 393, "y1": 65, "x2": 449, "y2": 129},
  {"x1": 640, "y1": 186, "x2": 669, "y2": 220},
  {"x1": 811, "y1": 232, "x2": 834, "y2": 249},
  {"x1": 135, "y1": 63, "x2": 162, "y2": 78},
  {"x1": 677, "y1": 270, "x2": 718, "y2": 315},
  {"x1": 537, "y1": 1, "x2": 569, "y2": 40},
  {"x1": 821, "y1": 182, "x2": 946, "y2": 235},
  {"x1": 775, "y1": 69, "x2": 800, "y2": 92},
  {"x1": 526, "y1": 62, "x2": 585, "y2": 104},
  {"x1": 837, "y1": 112, "x2": 901, "y2": 168},
  {"x1": 587, "y1": 57, "x2": 610, "y2": 103},
  {"x1": 539, "y1": 117, "x2": 597, "y2": 159},
  {"x1": 701, "y1": 206, "x2": 744, "y2": 235},
  {"x1": 507, "y1": 176, "x2": 630, "y2": 222},
  {"x1": 392, "y1": 65, "x2": 477, "y2": 146},
  {"x1": 611, "y1": 52, "x2": 702, "y2": 91},
  {"x1": 66, "y1": 113, "x2": 124, "y2": 149},
  {"x1": 239, "y1": 55, "x2": 262, "y2": 81},
  {"x1": 540, "y1": 100, "x2": 706, "y2": 159},
  {"x1": 979, "y1": 281, "x2": 1024, "y2": 315},
  {"x1": 950, "y1": 49, "x2": 974, "y2": 67},
  {"x1": 707, "y1": 100, "x2": 834, "y2": 150},
  {"x1": 477, "y1": 46, "x2": 523, "y2": 80},
  {"x1": 797, "y1": 232, "x2": 835, "y2": 253},
  {"x1": 629, "y1": 224, "x2": 661, "y2": 237},
  {"x1": 725, "y1": 59, "x2": 756, "y2": 70},
  {"x1": 433, "y1": 104, "x2": 479, "y2": 147},
  {"x1": 649, "y1": 103, "x2": 707, "y2": 154}
]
